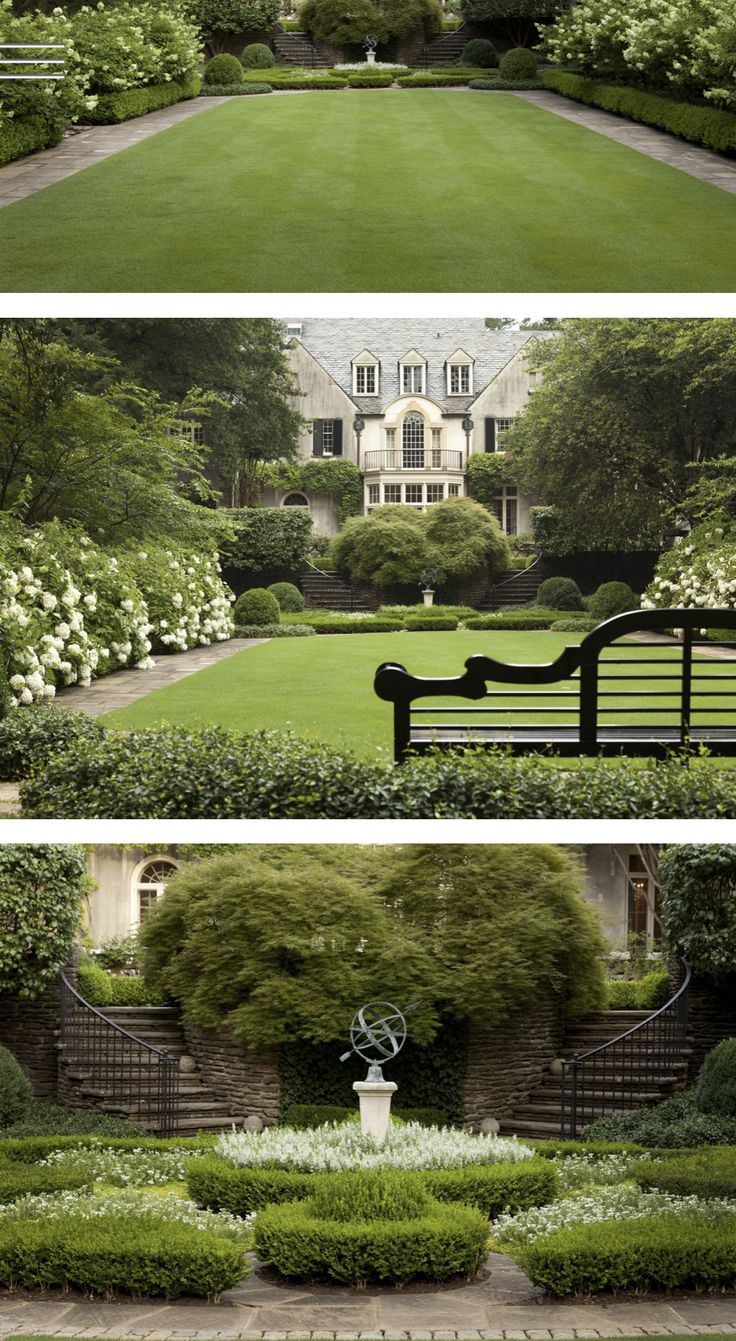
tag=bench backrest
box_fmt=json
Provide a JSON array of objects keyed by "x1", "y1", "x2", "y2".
[{"x1": 374, "y1": 607, "x2": 736, "y2": 762}]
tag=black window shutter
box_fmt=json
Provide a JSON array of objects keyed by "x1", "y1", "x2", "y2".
[
  {"x1": 313, "y1": 420, "x2": 323, "y2": 457},
  {"x1": 333, "y1": 421, "x2": 343, "y2": 456},
  {"x1": 484, "y1": 417, "x2": 496, "y2": 453}
]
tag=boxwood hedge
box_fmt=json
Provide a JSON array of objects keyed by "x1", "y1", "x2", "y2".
[
  {"x1": 543, "y1": 69, "x2": 736, "y2": 154},
  {"x1": 0, "y1": 706, "x2": 106, "y2": 781},
  {"x1": 88, "y1": 77, "x2": 201, "y2": 124},
  {"x1": 636, "y1": 1147, "x2": 736, "y2": 1199},
  {"x1": 0, "y1": 1162, "x2": 93, "y2": 1201}
]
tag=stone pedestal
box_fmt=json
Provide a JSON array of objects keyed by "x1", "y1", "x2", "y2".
[
  {"x1": 353, "y1": 1079, "x2": 397, "y2": 1144},
  {"x1": 366, "y1": 50, "x2": 376, "y2": 63},
  {"x1": 422, "y1": 590, "x2": 435, "y2": 607}
]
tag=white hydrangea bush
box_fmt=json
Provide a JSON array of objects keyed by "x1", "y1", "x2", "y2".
[
  {"x1": 642, "y1": 525, "x2": 736, "y2": 612},
  {"x1": 121, "y1": 545, "x2": 234, "y2": 654},
  {"x1": 217, "y1": 1121, "x2": 535, "y2": 1173}
]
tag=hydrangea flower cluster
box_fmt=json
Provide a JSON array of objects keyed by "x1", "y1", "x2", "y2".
[
  {"x1": 0, "y1": 521, "x2": 234, "y2": 707},
  {"x1": 2, "y1": 1187, "x2": 254, "y2": 1241},
  {"x1": 642, "y1": 525, "x2": 736, "y2": 612},
  {"x1": 217, "y1": 1121, "x2": 535, "y2": 1173}
]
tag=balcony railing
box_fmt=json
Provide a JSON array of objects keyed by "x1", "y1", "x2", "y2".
[{"x1": 363, "y1": 448, "x2": 463, "y2": 473}]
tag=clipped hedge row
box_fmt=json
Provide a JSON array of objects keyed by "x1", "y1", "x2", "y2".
[
  {"x1": 543, "y1": 69, "x2": 736, "y2": 154},
  {"x1": 516, "y1": 1215, "x2": 736, "y2": 1295},
  {"x1": 76, "y1": 962, "x2": 165, "y2": 1008},
  {"x1": 465, "y1": 614, "x2": 555, "y2": 630},
  {"x1": 0, "y1": 111, "x2": 65, "y2": 168},
  {"x1": 0, "y1": 1218, "x2": 247, "y2": 1297},
  {"x1": 469, "y1": 78, "x2": 543, "y2": 90},
  {"x1": 309, "y1": 619, "x2": 403, "y2": 634},
  {"x1": 283, "y1": 1104, "x2": 449, "y2": 1128},
  {"x1": 234, "y1": 623, "x2": 315, "y2": 638},
  {"x1": 19, "y1": 725, "x2": 736, "y2": 819},
  {"x1": 0, "y1": 1163, "x2": 92, "y2": 1200},
  {"x1": 404, "y1": 617, "x2": 458, "y2": 631},
  {"x1": 346, "y1": 75, "x2": 395, "y2": 87},
  {"x1": 606, "y1": 968, "x2": 670, "y2": 1010},
  {"x1": 88, "y1": 77, "x2": 201, "y2": 124},
  {"x1": 0, "y1": 707, "x2": 106, "y2": 781},
  {"x1": 636, "y1": 1147, "x2": 736, "y2": 1199},
  {"x1": 0, "y1": 1134, "x2": 213, "y2": 1164},
  {"x1": 197, "y1": 82, "x2": 272, "y2": 95}
]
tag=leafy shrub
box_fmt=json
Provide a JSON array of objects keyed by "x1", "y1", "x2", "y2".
[
  {"x1": 551, "y1": 616, "x2": 597, "y2": 633},
  {"x1": 0, "y1": 846, "x2": 87, "y2": 998},
  {"x1": 87, "y1": 78, "x2": 201, "y2": 124},
  {"x1": 636, "y1": 1147, "x2": 736, "y2": 1199},
  {"x1": 345, "y1": 74, "x2": 395, "y2": 87},
  {"x1": 247, "y1": 74, "x2": 346, "y2": 88},
  {"x1": 234, "y1": 623, "x2": 315, "y2": 637},
  {"x1": 404, "y1": 617, "x2": 458, "y2": 631},
  {"x1": 283, "y1": 1103, "x2": 451, "y2": 1129},
  {"x1": 188, "y1": 1157, "x2": 313, "y2": 1212},
  {"x1": 254, "y1": 1194, "x2": 488, "y2": 1283},
  {"x1": 311, "y1": 619, "x2": 403, "y2": 634},
  {"x1": 76, "y1": 963, "x2": 166, "y2": 1008},
  {"x1": 203, "y1": 53, "x2": 244, "y2": 83},
  {"x1": 659, "y1": 845, "x2": 736, "y2": 982},
  {"x1": 0, "y1": 1101, "x2": 145, "y2": 1139},
  {"x1": 312, "y1": 1169, "x2": 431, "y2": 1222},
  {"x1": 219, "y1": 507, "x2": 313, "y2": 574},
  {"x1": 0, "y1": 1216, "x2": 247, "y2": 1297},
  {"x1": 0, "y1": 1048, "x2": 31, "y2": 1129},
  {"x1": 585, "y1": 1091, "x2": 736, "y2": 1147},
  {"x1": 191, "y1": 0, "x2": 281, "y2": 43},
  {"x1": 469, "y1": 78, "x2": 542, "y2": 89},
  {"x1": 71, "y1": 2, "x2": 202, "y2": 94},
  {"x1": 423, "y1": 1159, "x2": 558, "y2": 1217},
  {"x1": 0, "y1": 1163, "x2": 92, "y2": 1201},
  {"x1": 515, "y1": 1214, "x2": 736, "y2": 1295},
  {"x1": 499, "y1": 46, "x2": 537, "y2": 78},
  {"x1": 267, "y1": 582, "x2": 304, "y2": 613},
  {"x1": 197, "y1": 81, "x2": 272, "y2": 93},
  {"x1": 0, "y1": 708, "x2": 106, "y2": 782},
  {"x1": 537, "y1": 577, "x2": 584, "y2": 611},
  {"x1": 462, "y1": 37, "x2": 497, "y2": 66},
  {"x1": 298, "y1": 0, "x2": 443, "y2": 47},
  {"x1": 543, "y1": 70, "x2": 736, "y2": 154},
  {"x1": 0, "y1": 108, "x2": 66, "y2": 169},
  {"x1": 1, "y1": 1134, "x2": 212, "y2": 1163},
  {"x1": 397, "y1": 72, "x2": 478, "y2": 85},
  {"x1": 605, "y1": 968, "x2": 670, "y2": 1009},
  {"x1": 233, "y1": 588, "x2": 281, "y2": 627},
  {"x1": 464, "y1": 614, "x2": 555, "y2": 630},
  {"x1": 588, "y1": 581, "x2": 638, "y2": 622},
  {"x1": 694, "y1": 1038, "x2": 736, "y2": 1117},
  {"x1": 241, "y1": 42, "x2": 275, "y2": 67}
]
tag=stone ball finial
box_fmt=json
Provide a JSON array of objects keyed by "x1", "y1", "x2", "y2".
[
  {"x1": 479, "y1": 1117, "x2": 500, "y2": 1135},
  {"x1": 179, "y1": 1055, "x2": 197, "y2": 1074},
  {"x1": 243, "y1": 1114, "x2": 264, "y2": 1133},
  {"x1": 549, "y1": 1057, "x2": 565, "y2": 1077}
]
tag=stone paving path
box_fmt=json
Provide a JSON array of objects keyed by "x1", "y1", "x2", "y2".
[
  {"x1": 53, "y1": 639, "x2": 265, "y2": 718},
  {"x1": 2, "y1": 1252, "x2": 736, "y2": 1340},
  {"x1": 512, "y1": 91, "x2": 736, "y2": 195}
]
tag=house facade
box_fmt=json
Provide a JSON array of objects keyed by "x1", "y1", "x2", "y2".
[{"x1": 260, "y1": 319, "x2": 554, "y2": 536}]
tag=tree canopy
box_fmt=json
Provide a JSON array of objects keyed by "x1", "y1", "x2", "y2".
[
  {"x1": 299, "y1": 0, "x2": 442, "y2": 47},
  {"x1": 659, "y1": 845, "x2": 736, "y2": 982},
  {"x1": 332, "y1": 497, "x2": 510, "y2": 588}
]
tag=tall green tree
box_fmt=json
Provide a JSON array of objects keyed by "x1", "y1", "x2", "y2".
[
  {"x1": 460, "y1": 0, "x2": 561, "y2": 48},
  {"x1": 507, "y1": 319, "x2": 736, "y2": 552},
  {"x1": 185, "y1": 0, "x2": 281, "y2": 50},
  {"x1": 299, "y1": 0, "x2": 441, "y2": 47}
]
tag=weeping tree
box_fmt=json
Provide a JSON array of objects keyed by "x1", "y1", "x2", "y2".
[{"x1": 298, "y1": 0, "x2": 442, "y2": 49}]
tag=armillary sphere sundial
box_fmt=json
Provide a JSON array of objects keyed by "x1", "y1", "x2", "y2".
[{"x1": 340, "y1": 1000, "x2": 417, "y2": 1082}]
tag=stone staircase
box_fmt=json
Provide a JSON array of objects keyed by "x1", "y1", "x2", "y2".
[
  {"x1": 273, "y1": 30, "x2": 331, "y2": 67},
  {"x1": 419, "y1": 26, "x2": 468, "y2": 66},
  {"x1": 475, "y1": 560, "x2": 545, "y2": 611},
  {"x1": 60, "y1": 1006, "x2": 245, "y2": 1135},
  {"x1": 300, "y1": 564, "x2": 377, "y2": 611},
  {"x1": 499, "y1": 1009, "x2": 692, "y2": 1140}
]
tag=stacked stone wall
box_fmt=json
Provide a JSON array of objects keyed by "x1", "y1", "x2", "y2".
[
  {"x1": 463, "y1": 991, "x2": 564, "y2": 1127},
  {"x1": 183, "y1": 1021, "x2": 280, "y2": 1124}
]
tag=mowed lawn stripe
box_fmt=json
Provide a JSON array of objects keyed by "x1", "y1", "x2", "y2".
[
  {"x1": 1, "y1": 92, "x2": 735, "y2": 291},
  {"x1": 99, "y1": 631, "x2": 736, "y2": 758}
]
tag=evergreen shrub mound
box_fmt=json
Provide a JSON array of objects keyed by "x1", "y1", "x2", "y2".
[
  {"x1": 233, "y1": 588, "x2": 281, "y2": 627},
  {"x1": 311, "y1": 619, "x2": 402, "y2": 634},
  {"x1": 551, "y1": 616, "x2": 597, "y2": 633},
  {"x1": 267, "y1": 581, "x2": 304, "y2": 613},
  {"x1": 88, "y1": 77, "x2": 201, "y2": 123},
  {"x1": 0, "y1": 1217, "x2": 247, "y2": 1297},
  {"x1": 499, "y1": 46, "x2": 537, "y2": 79},
  {"x1": 312, "y1": 1168, "x2": 430, "y2": 1221},
  {"x1": 585, "y1": 1091, "x2": 736, "y2": 1147},
  {"x1": 462, "y1": 38, "x2": 497, "y2": 66},
  {"x1": 234, "y1": 622, "x2": 314, "y2": 637},
  {"x1": 588, "y1": 581, "x2": 638, "y2": 622},
  {"x1": 0, "y1": 1101, "x2": 146, "y2": 1139},
  {"x1": 0, "y1": 706, "x2": 106, "y2": 782},
  {"x1": 241, "y1": 42, "x2": 275, "y2": 67},
  {"x1": 0, "y1": 1047, "x2": 31, "y2": 1128},
  {"x1": 515, "y1": 1215, "x2": 736, "y2": 1296},
  {"x1": 76, "y1": 962, "x2": 166, "y2": 1008},
  {"x1": 537, "y1": 577, "x2": 584, "y2": 611},
  {"x1": 284, "y1": 1104, "x2": 449, "y2": 1128},
  {"x1": 465, "y1": 614, "x2": 555, "y2": 629},
  {"x1": 404, "y1": 616, "x2": 458, "y2": 631},
  {"x1": 543, "y1": 70, "x2": 736, "y2": 155},
  {"x1": 0, "y1": 1162, "x2": 92, "y2": 1201},
  {"x1": 605, "y1": 967, "x2": 670, "y2": 1009},
  {"x1": 198, "y1": 82, "x2": 272, "y2": 94},
  {"x1": 695, "y1": 1038, "x2": 736, "y2": 1117},
  {"x1": 636, "y1": 1146, "x2": 736, "y2": 1199},
  {"x1": 203, "y1": 53, "x2": 243, "y2": 84}
]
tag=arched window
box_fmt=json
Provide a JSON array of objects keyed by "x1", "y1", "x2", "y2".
[
  {"x1": 282, "y1": 493, "x2": 310, "y2": 508},
  {"x1": 402, "y1": 413, "x2": 425, "y2": 469},
  {"x1": 133, "y1": 857, "x2": 178, "y2": 927}
]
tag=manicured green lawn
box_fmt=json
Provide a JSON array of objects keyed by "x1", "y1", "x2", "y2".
[
  {"x1": 1, "y1": 91, "x2": 736, "y2": 290},
  {"x1": 102, "y1": 631, "x2": 736, "y2": 758}
]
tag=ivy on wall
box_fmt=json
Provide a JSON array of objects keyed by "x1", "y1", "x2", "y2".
[
  {"x1": 264, "y1": 460, "x2": 363, "y2": 524},
  {"x1": 0, "y1": 845, "x2": 88, "y2": 999},
  {"x1": 466, "y1": 453, "x2": 520, "y2": 511}
]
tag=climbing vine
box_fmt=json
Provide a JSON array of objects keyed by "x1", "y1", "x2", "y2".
[
  {"x1": 263, "y1": 460, "x2": 363, "y2": 524},
  {"x1": 466, "y1": 453, "x2": 520, "y2": 511}
]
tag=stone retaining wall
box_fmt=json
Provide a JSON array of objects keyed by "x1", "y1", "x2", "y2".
[
  {"x1": 686, "y1": 977, "x2": 736, "y2": 1078},
  {"x1": 0, "y1": 982, "x2": 60, "y2": 1097},
  {"x1": 183, "y1": 1020, "x2": 280, "y2": 1124},
  {"x1": 463, "y1": 990, "x2": 564, "y2": 1127}
]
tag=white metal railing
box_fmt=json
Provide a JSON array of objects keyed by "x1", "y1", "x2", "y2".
[
  {"x1": 0, "y1": 43, "x2": 65, "y2": 81},
  {"x1": 364, "y1": 448, "x2": 463, "y2": 473}
]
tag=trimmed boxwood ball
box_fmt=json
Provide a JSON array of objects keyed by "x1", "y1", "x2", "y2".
[
  {"x1": 462, "y1": 38, "x2": 497, "y2": 67},
  {"x1": 0, "y1": 1046, "x2": 32, "y2": 1128},
  {"x1": 267, "y1": 581, "x2": 304, "y2": 613},
  {"x1": 233, "y1": 588, "x2": 280, "y2": 627},
  {"x1": 241, "y1": 42, "x2": 275, "y2": 68},
  {"x1": 588, "y1": 581, "x2": 638, "y2": 623},
  {"x1": 551, "y1": 616, "x2": 597, "y2": 633},
  {"x1": 203, "y1": 53, "x2": 243, "y2": 85},
  {"x1": 536, "y1": 576, "x2": 584, "y2": 611},
  {"x1": 499, "y1": 46, "x2": 537, "y2": 79},
  {"x1": 695, "y1": 1037, "x2": 736, "y2": 1117}
]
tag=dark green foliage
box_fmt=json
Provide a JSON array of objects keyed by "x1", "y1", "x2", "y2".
[
  {"x1": 404, "y1": 617, "x2": 458, "y2": 631},
  {"x1": 219, "y1": 508, "x2": 313, "y2": 574},
  {"x1": 462, "y1": 38, "x2": 497, "y2": 66},
  {"x1": 254, "y1": 1193, "x2": 488, "y2": 1283},
  {"x1": 310, "y1": 620, "x2": 403, "y2": 634},
  {"x1": 515, "y1": 1215, "x2": 736, "y2": 1295},
  {"x1": 234, "y1": 622, "x2": 314, "y2": 637},
  {"x1": 21, "y1": 726, "x2": 736, "y2": 819},
  {"x1": 544, "y1": 70, "x2": 736, "y2": 155},
  {"x1": 659, "y1": 845, "x2": 736, "y2": 981},
  {"x1": 0, "y1": 109, "x2": 66, "y2": 168},
  {"x1": 636, "y1": 1147, "x2": 736, "y2": 1198},
  {"x1": 0, "y1": 1162, "x2": 91, "y2": 1201},
  {"x1": 188, "y1": 1156, "x2": 313, "y2": 1212},
  {"x1": 241, "y1": 42, "x2": 275, "y2": 67},
  {"x1": 606, "y1": 968, "x2": 670, "y2": 1010},
  {"x1": 0, "y1": 1217, "x2": 247, "y2": 1298},
  {"x1": 530, "y1": 1139, "x2": 648, "y2": 1158},
  {"x1": 0, "y1": 846, "x2": 87, "y2": 998},
  {"x1": 0, "y1": 1101, "x2": 146, "y2": 1139},
  {"x1": 464, "y1": 614, "x2": 555, "y2": 629},
  {"x1": 267, "y1": 581, "x2": 304, "y2": 613},
  {"x1": 233, "y1": 587, "x2": 281, "y2": 627},
  {"x1": 588, "y1": 581, "x2": 638, "y2": 622},
  {"x1": 0, "y1": 706, "x2": 106, "y2": 782},
  {"x1": 203, "y1": 53, "x2": 244, "y2": 83},
  {"x1": 197, "y1": 81, "x2": 272, "y2": 93},
  {"x1": 283, "y1": 1104, "x2": 356, "y2": 1128},
  {"x1": 312, "y1": 1169, "x2": 431, "y2": 1222},
  {"x1": 397, "y1": 71, "x2": 482, "y2": 84},
  {"x1": 345, "y1": 74, "x2": 395, "y2": 86},
  {"x1": 299, "y1": 0, "x2": 442, "y2": 46},
  {"x1": 585, "y1": 1091, "x2": 736, "y2": 1147},
  {"x1": 695, "y1": 1039, "x2": 736, "y2": 1117},
  {"x1": 551, "y1": 616, "x2": 598, "y2": 633},
  {"x1": 76, "y1": 963, "x2": 166, "y2": 1008},
  {"x1": 537, "y1": 576, "x2": 584, "y2": 611},
  {"x1": 499, "y1": 46, "x2": 537, "y2": 78},
  {"x1": 0, "y1": 1134, "x2": 213, "y2": 1163},
  {"x1": 423, "y1": 1159, "x2": 558, "y2": 1216},
  {"x1": 190, "y1": 0, "x2": 282, "y2": 41},
  {"x1": 87, "y1": 78, "x2": 201, "y2": 123},
  {"x1": 0, "y1": 1048, "x2": 31, "y2": 1128},
  {"x1": 469, "y1": 77, "x2": 544, "y2": 88}
]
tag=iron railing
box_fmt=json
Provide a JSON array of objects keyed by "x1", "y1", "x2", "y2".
[
  {"x1": 560, "y1": 962, "x2": 691, "y2": 1139},
  {"x1": 0, "y1": 43, "x2": 65, "y2": 81},
  {"x1": 59, "y1": 972, "x2": 180, "y2": 1135},
  {"x1": 302, "y1": 556, "x2": 365, "y2": 613},
  {"x1": 489, "y1": 555, "x2": 542, "y2": 610}
]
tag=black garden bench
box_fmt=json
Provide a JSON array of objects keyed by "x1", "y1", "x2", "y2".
[{"x1": 374, "y1": 607, "x2": 736, "y2": 763}]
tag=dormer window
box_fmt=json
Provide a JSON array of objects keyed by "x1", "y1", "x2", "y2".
[
  {"x1": 446, "y1": 348, "x2": 474, "y2": 396},
  {"x1": 402, "y1": 364, "x2": 425, "y2": 394},
  {"x1": 351, "y1": 349, "x2": 379, "y2": 397}
]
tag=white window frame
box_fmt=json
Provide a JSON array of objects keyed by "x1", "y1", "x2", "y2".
[
  {"x1": 354, "y1": 363, "x2": 378, "y2": 396},
  {"x1": 448, "y1": 363, "x2": 472, "y2": 395},
  {"x1": 383, "y1": 483, "x2": 402, "y2": 504},
  {"x1": 321, "y1": 419, "x2": 334, "y2": 456},
  {"x1": 130, "y1": 855, "x2": 179, "y2": 932},
  {"x1": 401, "y1": 364, "x2": 425, "y2": 395},
  {"x1": 367, "y1": 483, "x2": 380, "y2": 506},
  {"x1": 405, "y1": 482, "x2": 423, "y2": 506},
  {"x1": 426, "y1": 483, "x2": 444, "y2": 504},
  {"x1": 448, "y1": 482, "x2": 461, "y2": 497}
]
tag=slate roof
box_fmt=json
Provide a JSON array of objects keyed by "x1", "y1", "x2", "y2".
[{"x1": 288, "y1": 319, "x2": 552, "y2": 414}]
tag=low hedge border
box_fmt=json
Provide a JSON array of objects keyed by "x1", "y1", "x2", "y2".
[
  {"x1": 309, "y1": 619, "x2": 403, "y2": 634},
  {"x1": 0, "y1": 1134, "x2": 215, "y2": 1163},
  {"x1": 543, "y1": 69, "x2": 736, "y2": 154},
  {"x1": 234, "y1": 623, "x2": 315, "y2": 638},
  {"x1": 404, "y1": 617, "x2": 459, "y2": 631},
  {"x1": 283, "y1": 1104, "x2": 450, "y2": 1128},
  {"x1": 187, "y1": 1155, "x2": 557, "y2": 1218},
  {"x1": 0, "y1": 706, "x2": 106, "y2": 781},
  {"x1": 345, "y1": 76, "x2": 395, "y2": 88},
  {"x1": 0, "y1": 111, "x2": 65, "y2": 168},
  {"x1": 87, "y1": 77, "x2": 202, "y2": 124},
  {"x1": 197, "y1": 82, "x2": 272, "y2": 96},
  {"x1": 636, "y1": 1147, "x2": 736, "y2": 1198},
  {"x1": 465, "y1": 615, "x2": 555, "y2": 629},
  {"x1": 469, "y1": 79, "x2": 543, "y2": 90},
  {"x1": 0, "y1": 1163, "x2": 93, "y2": 1200}
]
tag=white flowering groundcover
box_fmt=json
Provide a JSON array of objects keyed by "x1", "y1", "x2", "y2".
[
  {"x1": 0, "y1": 521, "x2": 234, "y2": 706},
  {"x1": 493, "y1": 1181, "x2": 736, "y2": 1246},
  {"x1": 2, "y1": 1186, "x2": 254, "y2": 1240},
  {"x1": 217, "y1": 1122, "x2": 536, "y2": 1173}
]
